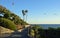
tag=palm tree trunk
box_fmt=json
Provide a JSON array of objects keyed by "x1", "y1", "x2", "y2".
[
  {"x1": 0, "y1": 26, "x2": 2, "y2": 35},
  {"x1": 23, "y1": 15, "x2": 24, "y2": 21}
]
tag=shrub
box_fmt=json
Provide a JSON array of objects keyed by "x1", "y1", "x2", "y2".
[{"x1": 0, "y1": 18, "x2": 16, "y2": 30}]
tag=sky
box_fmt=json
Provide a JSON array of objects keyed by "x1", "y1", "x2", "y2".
[{"x1": 0, "y1": 0, "x2": 60, "y2": 24}]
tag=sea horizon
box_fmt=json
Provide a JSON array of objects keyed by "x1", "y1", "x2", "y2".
[{"x1": 30, "y1": 24, "x2": 60, "y2": 29}]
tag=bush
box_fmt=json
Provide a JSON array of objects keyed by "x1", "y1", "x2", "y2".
[{"x1": 0, "y1": 18, "x2": 16, "y2": 30}]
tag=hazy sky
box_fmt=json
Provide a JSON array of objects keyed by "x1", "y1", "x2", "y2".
[{"x1": 0, "y1": 0, "x2": 60, "y2": 24}]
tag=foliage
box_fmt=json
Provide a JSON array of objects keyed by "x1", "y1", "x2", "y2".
[
  {"x1": 48, "y1": 27, "x2": 56, "y2": 30},
  {"x1": 4, "y1": 13, "x2": 11, "y2": 19},
  {"x1": 56, "y1": 27, "x2": 60, "y2": 30},
  {"x1": 0, "y1": 18, "x2": 16, "y2": 30},
  {"x1": 0, "y1": 5, "x2": 28, "y2": 25},
  {"x1": 30, "y1": 29, "x2": 35, "y2": 37},
  {"x1": 22, "y1": 10, "x2": 28, "y2": 16},
  {"x1": 29, "y1": 25, "x2": 42, "y2": 38},
  {"x1": 32, "y1": 25, "x2": 42, "y2": 30}
]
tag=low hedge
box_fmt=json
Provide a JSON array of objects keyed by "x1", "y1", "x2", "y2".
[{"x1": 0, "y1": 18, "x2": 16, "y2": 30}]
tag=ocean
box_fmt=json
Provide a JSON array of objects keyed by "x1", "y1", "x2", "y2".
[{"x1": 30, "y1": 24, "x2": 60, "y2": 29}]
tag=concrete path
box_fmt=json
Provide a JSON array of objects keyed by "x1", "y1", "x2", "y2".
[{"x1": 0, "y1": 27, "x2": 31, "y2": 38}]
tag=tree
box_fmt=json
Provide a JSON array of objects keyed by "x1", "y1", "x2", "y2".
[
  {"x1": 48, "y1": 27, "x2": 55, "y2": 30},
  {"x1": 56, "y1": 27, "x2": 60, "y2": 30},
  {"x1": 30, "y1": 25, "x2": 42, "y2": 38},
  {"x1": 29, "y1": 26, "x2": 41, "y2": 38},
  {"x1": 29, "y1": 29, "x2": 35, "y2": 38},
  {"x1": 22, "y1": 10, "x2": 28, "y2": 21},
  {"x1": 4, "y1": 13, "x2": 10, "y2": 19},
  {"x1": 0, "y1": 5, "x2": 28, "y2": 26}
]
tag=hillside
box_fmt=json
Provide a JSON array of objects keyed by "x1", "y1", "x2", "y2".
[{"x1": 0, "y1": 5, "x2": 28, "y2": 30}]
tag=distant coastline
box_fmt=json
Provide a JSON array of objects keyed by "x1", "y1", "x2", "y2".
[{"x1": 30, "y1": 24, "x2": 60, "y2": 29}]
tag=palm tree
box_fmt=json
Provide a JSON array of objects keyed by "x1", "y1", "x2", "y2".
[
  {"x1": 22, "y1": 10, "x2": 25, "y2": 21},
  {"x1": 24, "y1": 11, "x2": 28, "y2": 22},
  {"x1": 22, "y1": 10, "x2": 28, "y2": 21}
]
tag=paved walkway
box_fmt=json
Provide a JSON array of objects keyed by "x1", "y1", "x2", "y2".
[{"x1": 0, "y1": 27, "x2": 31, "y2": 38}]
